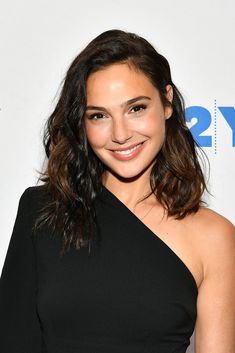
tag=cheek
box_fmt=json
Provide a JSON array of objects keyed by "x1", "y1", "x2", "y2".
[
  {"x1": 136, "y1": 112, "x2": 166, "y2": 136},
  {"x1": 85, "y1": 123, "x2": 109, "y2": 149}
]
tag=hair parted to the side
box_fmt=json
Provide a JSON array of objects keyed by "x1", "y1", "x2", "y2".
[{"x1": 36, "y1": 29, "x2": 208, "y2": 255}]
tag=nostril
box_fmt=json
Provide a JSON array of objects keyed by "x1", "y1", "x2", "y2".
[
  {"x1": 112, "y1": 123, "x2": 133, "y2": 144},
  {"x1": 111, "y1": 134, "x2": 133, "y2": 144}
]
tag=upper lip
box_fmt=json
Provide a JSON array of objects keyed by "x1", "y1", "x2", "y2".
[{"x1": 110, "y1": 142, "x2": 144, "y2": 152}]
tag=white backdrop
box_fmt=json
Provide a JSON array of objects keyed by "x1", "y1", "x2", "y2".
[{"x1": 0, "y1": 1, "x2": 234, "y2": 351}]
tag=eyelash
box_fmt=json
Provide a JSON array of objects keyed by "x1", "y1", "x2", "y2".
[
  {"x1": 87, "y1": 104, "x2": 147, "y2": 120},
  {"x1": 88, "y1": 113, "x2": 105, "y2": 120},
  {"x1": 130, "y1": 104, "x2": 147, "y2": 114}
]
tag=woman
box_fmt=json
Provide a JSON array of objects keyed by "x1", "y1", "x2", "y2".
[{"x1": 0, "y1": 29, "x2": 234, "y2": 353}]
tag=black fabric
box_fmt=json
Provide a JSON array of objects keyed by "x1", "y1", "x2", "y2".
[{"x1": 0, "y1": 186, "x2": 197, "y2": 353}]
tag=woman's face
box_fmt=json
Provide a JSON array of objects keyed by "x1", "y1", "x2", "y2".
[{"x1": 84, "y1": 63, "x2": 172, "y2": 180}]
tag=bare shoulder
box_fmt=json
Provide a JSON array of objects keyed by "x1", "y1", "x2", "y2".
[
  {"x1": 185, "y1": 207, "x2": 235, "y2": 272},
  {"x1": 190, "y1": 209, "x2": 235, "y2": 351},
  {"x1": 189, "y1": 207, "x2": 235, "y2": 239}
]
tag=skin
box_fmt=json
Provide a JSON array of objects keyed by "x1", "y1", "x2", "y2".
[
  {"x1": 84, "y1": 63, "x2": 235, "y2": 352},
  {"x1": 84, "y1": 63, "x2": 172, "y2": 204}
]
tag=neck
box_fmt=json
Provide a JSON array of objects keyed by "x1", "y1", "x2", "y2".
[{"x1": 102, "y1": 171, "x2": 154, "y2": 209}]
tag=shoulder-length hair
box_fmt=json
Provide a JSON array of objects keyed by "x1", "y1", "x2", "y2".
[{"x1": 37, "y1": 29, "x2": 207, "y2": 254}]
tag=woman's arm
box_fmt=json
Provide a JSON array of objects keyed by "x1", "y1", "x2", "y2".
[
  {"x1": 0, "y1": 189, "x2": 45, "y2": 352},
  {"x1": 195, "y1": 214, "x2": 235, "y2": 353}
]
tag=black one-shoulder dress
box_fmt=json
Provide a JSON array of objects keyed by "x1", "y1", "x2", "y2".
[{"x1": 0, "y1": 185, "x2": 197, "y2": 353}]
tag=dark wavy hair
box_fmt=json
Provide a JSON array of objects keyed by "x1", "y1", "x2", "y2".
[{"x1": 37, "y1": 29, "x2": 207, "y2": 254}]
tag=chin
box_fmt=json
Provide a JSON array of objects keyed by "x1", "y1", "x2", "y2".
[{"x1": 107, "y1": 165, "x2": 152, "y2": 182}]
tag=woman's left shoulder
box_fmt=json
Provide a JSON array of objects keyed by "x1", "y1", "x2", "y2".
[
  {"x1": 190, "y1": 209, "x2": 235, "y2": 352},
  {"x1": 194, "y1": 206, "x2": 233, "y2": 227},
  {"x1": 193, "y1": 206, "x2": 234, "y2": 235},
  {"x1": 186, "y1": 207, "x2": 235, "y2": 260}
]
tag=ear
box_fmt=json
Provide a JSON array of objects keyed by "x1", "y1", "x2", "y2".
[{"x1": 164, "y1": 84, "x2": 173, "y2": 120}]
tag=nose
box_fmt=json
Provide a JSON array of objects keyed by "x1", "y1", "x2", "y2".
[{"x1": 111, "y1": 118, "x2": 133, "y2": 144}]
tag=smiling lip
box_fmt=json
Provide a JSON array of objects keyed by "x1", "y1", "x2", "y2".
[{"x1": 109, "y1": 142, "x2": 145, "y2": 161}]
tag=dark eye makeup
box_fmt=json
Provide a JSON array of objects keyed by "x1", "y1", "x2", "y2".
[
  {"x1": 130, "y1": 104, "x2": 147, "y2": 113},
  {"x1": 86, "y1": 103, "x2": 147, "y2": 120},
  {"x1": 87, "y1": 112, "x2": 105, "y2": 120}
]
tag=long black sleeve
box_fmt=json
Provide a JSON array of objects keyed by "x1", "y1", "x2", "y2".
[
  {"x1": 0, "y1": 186, "x2": 197, "y2": 353},
  {"x1": 0, "y1": 188, "x2": 44, "y2": 352}
]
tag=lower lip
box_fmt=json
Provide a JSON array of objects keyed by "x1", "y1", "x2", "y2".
[{"x1": 110, "y1": 142, "x2": 145, "y2": 161}]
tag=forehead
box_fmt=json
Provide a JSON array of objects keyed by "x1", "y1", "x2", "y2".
[{"x1": 86, "y1": 63, "x2": 157, "y2": 103}]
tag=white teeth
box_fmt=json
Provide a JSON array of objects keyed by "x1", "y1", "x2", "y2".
[{"x1": 114, "y1": 143, "x2": 142, "y2": 155}]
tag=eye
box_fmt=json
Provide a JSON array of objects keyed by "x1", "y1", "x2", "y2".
[
  {"x1": 130, "y1": 104, "x2": 147, "y2": 114},
  {"x1": 88, "y1": 112, "x2": 106, "y2": 120}
]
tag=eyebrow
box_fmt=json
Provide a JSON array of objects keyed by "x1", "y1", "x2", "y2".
[{"x1": 86, "y1": 95, "x2": 151, "y2": 111}]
